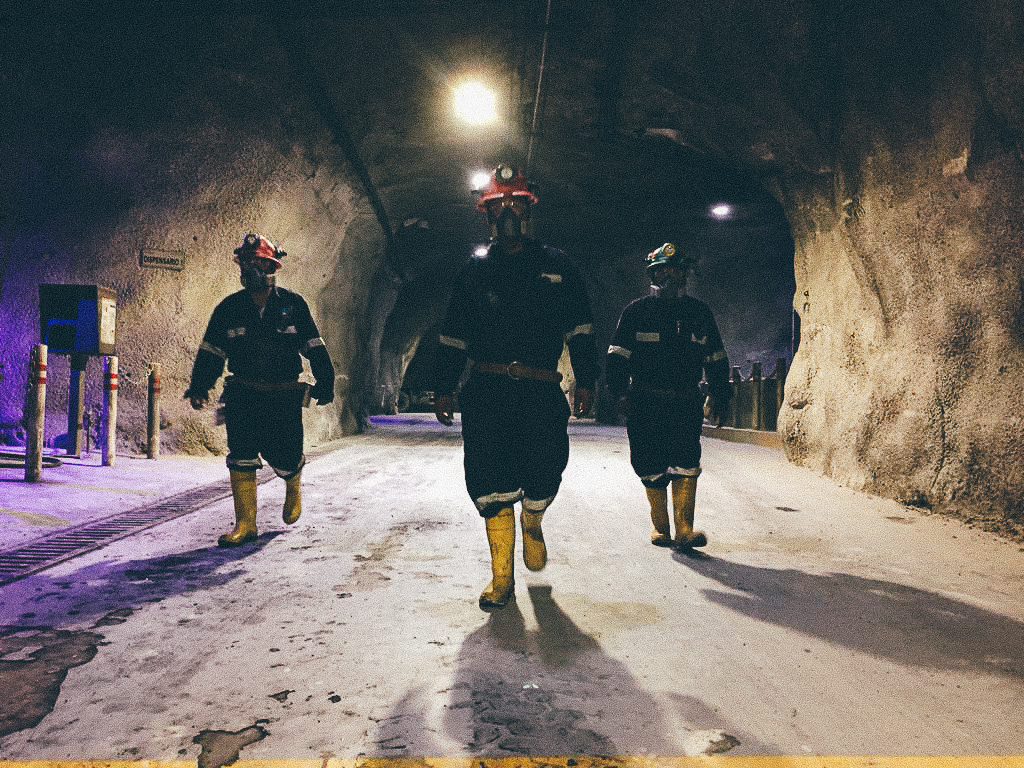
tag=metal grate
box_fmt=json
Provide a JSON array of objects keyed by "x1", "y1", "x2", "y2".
[{"x1": 0, "y1": 468, "x2": 276, "y2": 585}]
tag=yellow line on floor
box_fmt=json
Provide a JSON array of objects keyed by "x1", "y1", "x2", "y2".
[
  {"x1": 44, "y1": 484, "x2": 161, "y2": 495},
  {"x1": 2, "y1": 758, "x2": 1024, "y2": 767},
  {"x1": 0, "y1": 509, "x2": 71, "y2": 527}
]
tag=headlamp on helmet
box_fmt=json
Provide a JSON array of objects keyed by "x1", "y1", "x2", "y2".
[{"x1": 645, "y1": 242, "x2": 692, "y2": 274}]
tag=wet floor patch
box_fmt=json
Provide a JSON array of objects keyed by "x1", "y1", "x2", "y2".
[
  {"x1": 0, "y1": 625, "x2": 103, "y2": 738},
  {"x1": 465, "y1": 676, "x2": 614, "y2": 755},
  {"x1": 192, "y1": 722, "x2": 269, "y2": 768}
]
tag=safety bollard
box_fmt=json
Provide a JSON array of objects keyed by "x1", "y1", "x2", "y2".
[
  {"x1": 146, "y1": 362, "x2": 161, "y2": 459},
  {"x1": 102, "y1": 355, "x2": 118, "y2": 467},
  {"x1": 25, "y1": 344, "x2": 47, "y2": 482}
]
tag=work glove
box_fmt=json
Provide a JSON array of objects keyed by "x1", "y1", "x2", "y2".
[
  {"x1": 184, "y1": 389, "x2": 208, "y2": 411},
  {"x1": 573, "y1": 387, "x2": 594, "y2": 418},
  {"x1": 309, "y1": 379, "x2": 334, "y2": 405},
  {"x1": 434, "y1": 393, "x2": 455, "y2": 426},
  {"x1": 704, "y1": 395, "x2": 728, "y2": 427},
  {"x1": 614, "y1": 395, "x2": 630, "y2": 420}
]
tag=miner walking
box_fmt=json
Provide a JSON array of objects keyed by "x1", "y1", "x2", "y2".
[
  {"x1": 606, "y1": 242, "x2": 731, "y2": 550},
  {"x1": 185, "y1": 233, "x2": 336, "y2": 547},
  {"x1": 433, "y1": 165, "x2": 598, "y2": 609}
]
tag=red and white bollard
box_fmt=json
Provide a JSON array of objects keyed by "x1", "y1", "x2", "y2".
[
  {"x1": 102, "y1": 355, "x2": 118, "y2": 467},
  {"x1": 25, "y1": 343, "x2": 47, "y2": 482}
]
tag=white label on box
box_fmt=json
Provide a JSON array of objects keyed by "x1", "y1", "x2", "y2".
[{"x1": 100, "y1": 298, "x2": 116, "y2": 346}]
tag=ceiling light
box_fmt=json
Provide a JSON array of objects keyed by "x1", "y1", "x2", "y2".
[
  {"x1": 454, "y1": 82, "x2": 498, "y2": 125},
  {"x1": 471, "y1": 170, "x2": 491, "y2": 190},
  {"x1": 710, "y1": 203, "x2": 733, "y2": 219}
]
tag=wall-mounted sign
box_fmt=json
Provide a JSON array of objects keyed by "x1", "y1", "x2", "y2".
[{"x1": 139, "y1": 248, "x2": 186, "y2": 271}]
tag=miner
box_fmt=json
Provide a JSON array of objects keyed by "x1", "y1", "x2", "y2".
[
  {"x1": 606, "y1": 242, "x2": 731, "y2": 550},
  {"x1": 185, "y1": 233, "x2": 336, "y2": 547},
  {"x1": 432, "y1": 165, "x2": 598, "y2": 609}
]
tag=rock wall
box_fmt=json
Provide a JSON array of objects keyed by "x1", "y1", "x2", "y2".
[
  {"x1": 771, "y1": 4, "x2": 1024, "y2": 536},
  {"x1": 0, "y1": 19, "x2": 370, "y2": 457}
]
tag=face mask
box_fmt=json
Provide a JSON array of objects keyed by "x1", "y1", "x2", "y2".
[
  {"x1": 495, "y1": 206, "x2": 523, "y2": 241},
  {"x1": 652, "y1": 268, "x2": 687, "y2": 295},
  {"x1": 240, "y1": 263, "x2": 275, "y2": 290}
]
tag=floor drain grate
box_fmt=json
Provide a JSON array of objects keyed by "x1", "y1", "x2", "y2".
[{"x1": 0, "y1": 468, "x2": 276, "y2": 585}]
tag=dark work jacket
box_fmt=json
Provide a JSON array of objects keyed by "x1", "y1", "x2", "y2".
[
  {"x1": 606, "y1": 288, "x2": 731, "y2": 404},
  {"x1": 187, "y1": 287, "x2": 334, "y2": 396},
  {"x1": 432, "y1": 238, "x2": 599, "y2": 394}
]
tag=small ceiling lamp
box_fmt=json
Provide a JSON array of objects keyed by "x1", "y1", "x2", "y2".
[
  {"x1": 454, "y1": 81, "x2": 498, "y2": 125},
  {"x1": 710, "y1": 203, "x2": 733, "y2": 220}
]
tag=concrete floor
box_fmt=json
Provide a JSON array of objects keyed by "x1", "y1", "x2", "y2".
[{"x1": 1, "y1": 414, "x2": 1023, "y2": 764}]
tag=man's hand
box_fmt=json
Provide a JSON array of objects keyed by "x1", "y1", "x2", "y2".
[
  {"x1": 614, "y1": 395, "x2": 629, "y2": 420},
  {"x1": 573, "y1": 387, "x2": 594, "y2": 418},
  {"x1": 704, "y1": 395, "x2": 728, "y2": 427},
  {"x1": 434, "y1": 394, "x2": 455, "y2": 426},
  {"x1": 310, "y1": 379, "x2": 334, "y2": 405},
  {"x1": 185, "y1": 390, "x2": 208, "y2": 411}
]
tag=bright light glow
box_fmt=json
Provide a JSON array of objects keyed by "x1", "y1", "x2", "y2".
[
  {"x1": 710, "y1": 203, "x2": 733, "y2": 219},
  {"x1": 454, "y1": 82, "x2": 498, "y2": 125},
  {"x1": 471, "y1": 170, "x2": 491, "y2": 190},
  {"x1": 474, "y1": 245, "x2": 489, "y2": 257}
]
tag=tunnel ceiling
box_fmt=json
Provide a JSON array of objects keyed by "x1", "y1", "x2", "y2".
[{"x1": 276, "y1": 0, "x2": 797, "y2": 264}]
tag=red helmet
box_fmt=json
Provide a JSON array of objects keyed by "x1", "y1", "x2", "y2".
[
  {"x1": 475, "y1": 165, "x2": 538, "y2": 212},
  {"x1": 233, "y1": 233, "x2": 285, "y2": 271}
]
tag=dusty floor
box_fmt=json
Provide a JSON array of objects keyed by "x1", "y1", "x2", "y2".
[{"x1": 0, "y1": 416, "x2": 1022, "y2": 763}]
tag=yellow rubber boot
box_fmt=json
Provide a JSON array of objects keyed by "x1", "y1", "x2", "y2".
[
  {"x1": 283, "y1": 470, "x2": 302, "y2": 524},
  {"x1": 480, "y1": 507, "x2": 516, "y2": 610},
  {"x1": 645, "y1": 486, "x2": 672, "y2": 546},
  {"x1": 219, "y1": 469, "x2": 258, "y2": 547},
  {"x1": 520, "y1": 508, "x2": 547, "y2": 571},
  {"x1": 671, "y1": 476, "x2": 707, "y2": 549}
]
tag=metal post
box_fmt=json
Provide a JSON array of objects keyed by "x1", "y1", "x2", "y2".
[
  {"x1": 25, "y1": 344, "x2": 47, "y2": 482},
  {"x1": 67, "y1": 353, "x2": 88, "y2": 457},
  {"x1": 751, "y1": 362, "x2": 763, "y2": 430},
  {"x1": 147, "y1": 362, "x2": 161, "y2": 459},
  {"x1": 729, "y1": 366, "x2": 741, "y2": 428},
  {"x1": 775, "y1": 357, "x2": 787, "y2": 427},
  {"x1": 102, "y1": 355, "x2": 118, "y2": 467}
]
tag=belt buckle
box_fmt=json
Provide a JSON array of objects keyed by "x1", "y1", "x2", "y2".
[{"x1": 507, "y1": 361, "x2": 524, "y2": 380}]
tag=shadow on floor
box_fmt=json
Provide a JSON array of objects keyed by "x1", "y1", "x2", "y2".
[
  {"x1": 674, "y1": 550, "x2": 1024, "y2": 679},
  {"x1": 373, "y1": 583, "x2": 761, "y2": 757}
]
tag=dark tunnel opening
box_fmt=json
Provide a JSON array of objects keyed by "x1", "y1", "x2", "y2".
[{"x1": 368, "y1": 140, "x2": 796, "y2": 417}]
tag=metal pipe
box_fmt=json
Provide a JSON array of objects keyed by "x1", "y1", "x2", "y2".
[
  {"x1": 526, "y1": 0, "x2": 553, "y2": 173},
  {"x1": 67, "y1": 354, "x2": 87, "y2": 457},
  {"x1": 102, "y1": 355, "x2": 118, "y2": 467},
  {"x1": 25, "y1": 344, "x2": 47, "y2": 482},
  {"x1": 147, "y1": 362, "x2": 161, "y2": 459}
]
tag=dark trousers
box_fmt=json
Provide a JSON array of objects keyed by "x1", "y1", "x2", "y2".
[
  {"x1": 626, "y1": 388, "x2": 704, "y2": 487},
  {"x1": 459, "y1": 375, "x2": 571, "y2": 517},
  {"x1": 223, "y1": 379, "x2": 306, "y2": 478}
]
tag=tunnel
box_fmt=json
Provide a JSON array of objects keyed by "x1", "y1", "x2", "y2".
[{"x1": 2, "y1": 0, "x2": 1023, "y2": 542}]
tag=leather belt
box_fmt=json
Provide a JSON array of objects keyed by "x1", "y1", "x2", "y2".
[
  {"x1": 474, "y1": 361, "x2": 563, "y2": 384},
  {"x1": 631, "y1": 383, "x2": 696, "y2": 399},
  {"x1": 232, "y1": 377, "x2": 309, "y2": 392}
]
